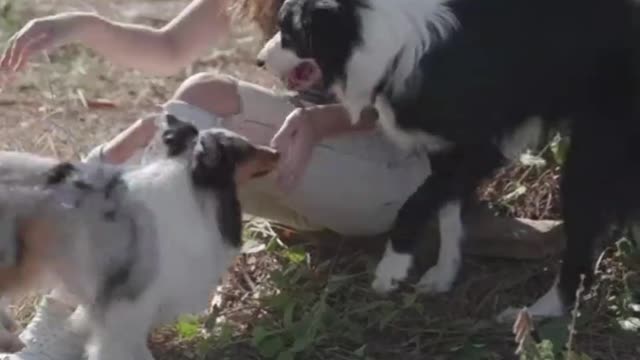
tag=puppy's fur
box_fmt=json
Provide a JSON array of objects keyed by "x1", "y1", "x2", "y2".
[
  {"x1": 0, "y1": 115, "x2": 278, "y2": 359},
  {"x1": 258, "y1": 0, "x2": 638, "y2": 319}
]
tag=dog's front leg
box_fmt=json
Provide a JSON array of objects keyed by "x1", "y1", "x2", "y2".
[
  {"x1": 338, "y1": 51, "x2": 390, "y2": 125},
  {"x1": 372, "y1": 144, "x2": 505, "y2": 294},
  {"x1": 371, "y1": 156, "x2": 460, "y2": 294}
]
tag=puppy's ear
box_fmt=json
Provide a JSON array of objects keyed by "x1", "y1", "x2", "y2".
[
  {"x1": 44, "y1": 162, "x2": 77, "y2": 185},
  {"x1": 44, "y1": 161, "x2": 119, "y2": 210},
  {"x1": 194, "y1": 131, "x2": 260, "y2": 168},
  {"x1": 42, "y1": 162, "x2": 84, "y2": 209},
  {"x1": 192, "y1": 133, "x2": 223, "y2": 170},
  {"x1": 165, "y1": 114, "x2": 182, "y2": 128},
  {"x1": 162, "y1": 114, "x2": 199, "y2": 156},
  {"x1": 198, "y1": 131, "x2": 280, "y2": 183}
]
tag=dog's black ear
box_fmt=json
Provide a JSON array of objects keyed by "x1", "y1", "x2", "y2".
[
  {"x1": 192, "y1": 133, "x2": 222, "y2": 171},
  {"x1": 194, "y1": 131, "x2": 257, "y2": 171},
  {"x1": 162, "y1": 114, "x2": 199, "y2": 156},
  {"x1": 45, "y1": 162, "x2": 77, "y2": 185},
  {"x1": 191, "y1": 130, "x2": 259, "y2": 188},
  {"x1": 165, "y1": 113, "x2": 181, "y2": 128},
  {"x1": 192, "y1": 131, "x2": 249, "y2": 248}
]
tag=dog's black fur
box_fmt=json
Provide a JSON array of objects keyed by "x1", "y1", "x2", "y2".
[
  {"x1": 162, "y1": 116, "x2": 261, "y2": 249},
  {"x1": 275, "y1": 0, "x2": 639, "y2": 311}
]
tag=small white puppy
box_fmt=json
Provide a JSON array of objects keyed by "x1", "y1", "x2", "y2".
[{"x1": 0, "y1": 115, "x2": 279, "y2": 360}]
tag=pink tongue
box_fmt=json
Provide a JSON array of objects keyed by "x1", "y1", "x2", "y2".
[
  {"x1": 287, "y1": 62, "x2": 314, "y2": 90},
  {"x1": 294, "y1": 62, "x2": 313, "y2": 82}
]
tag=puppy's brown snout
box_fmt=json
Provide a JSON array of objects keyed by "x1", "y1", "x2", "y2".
[
  {"x1": 253, "y1": 146, "x2": 280, "y2": 173},
  {"x1": 235, "y1": 146, "x2": 280, "y2": 183},
  {"x1": 258, "y1": 146, "x2": 280, "y2": 162},
  {"x1": 256, "y1": 59, "x2": 266, "y2": 68}
]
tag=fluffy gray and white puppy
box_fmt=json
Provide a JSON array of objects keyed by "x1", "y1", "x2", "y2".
[{"x1": 0, "y1": 114, "x2": 279, "y2": 360}]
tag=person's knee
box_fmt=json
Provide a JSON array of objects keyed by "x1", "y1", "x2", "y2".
[{"x1": 172, "y1": 72, "x2": 242, "y2": 117}]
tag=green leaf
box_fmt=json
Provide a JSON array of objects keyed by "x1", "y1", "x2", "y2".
[
  {"x1": 284, "y1": 301, "x2": 296, "y2": 329},
  {"x1": 535, "y1": 339, "x2": 557, "y2": 360},
  {"x1": 537, "y1": 317, "x2": 570, "y2": 356},
  {"x1": 252, "y1": 325, "x2": 270, "y2": 346},
  {"x1": 354, "y1": 344, "x2": 367, "y2": 357},
  {"x1": 378, "y1": 309, "x2": 399, "y2": 330},
  {"x1": 257, "y1": 335, "x2": 285, "y2": 358},
  {"x1": 266, "y1": 237, "x2": 282, "y2": 252},
  {"x1": 284, "y1": 246, "x2": 307, "y2": 264},
  {"x1": 402, "y1": 293, "x2": 418, "y2": 308},
  {"x1": 290, "y1": 331, "x2": 315, "y2": 353},
  {"x1": 617, "y1": 238, "x2": 636, "y2": 257},
  {"x1": 175, "y1": 315, "x2": 200, "y2": 340},
  {"x1": 328, "y1": 273, "x2": 363, "y2": 283},
  {"x1": 290, "y1": 317, "x2": 315, "y2": 353},
  {"x1": 550, "y1": 134, "x2": 570, "y2": 166},
  {"x1": 217, "y1": 322, "x2": 234, "y2": 345},
  {"x1": 349, "y1": 300, "x2": 391, "y2": 315}
]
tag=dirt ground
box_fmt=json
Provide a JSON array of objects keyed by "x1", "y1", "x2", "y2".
[{"x1": 1, "y1": 1, "x2": 638, "y2": 359}]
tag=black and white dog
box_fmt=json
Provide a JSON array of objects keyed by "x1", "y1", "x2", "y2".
[
  {"x1": 257, "y1": 0, "x2": 638, "y2": 319},
  {"x1": 0, "y1": 116, "x2": 279, "y2": 359}
]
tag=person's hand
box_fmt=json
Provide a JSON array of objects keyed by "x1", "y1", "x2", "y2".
[
  {"x1": 1, "y1": 13, "x2": 89, "y2": 79},
  {"x1": 271, "y1": 107, "x2": 319, "y2": 191}
]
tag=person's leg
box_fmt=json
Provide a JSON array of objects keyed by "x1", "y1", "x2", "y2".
[
  {"x1": 158, "y1": 73, "x2": 430, "y2": 235},
  {"x1": 212, "y1": 77, "x2": 431, "y2": 236},
  {"x1": 1, "y1": 294, "x2": 87, "y2": 360},
  {"x1": 87, "y1": 72, "x2": 429, "y2": 235}
]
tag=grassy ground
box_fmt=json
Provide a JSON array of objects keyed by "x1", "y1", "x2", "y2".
[{"x1": 1, "y1": 1, "x2": 638, "y2": 359}]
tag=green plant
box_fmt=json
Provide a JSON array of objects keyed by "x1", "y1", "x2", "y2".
[{"x1": 0, "y1": 0, "x2": 27, "y2": 40}]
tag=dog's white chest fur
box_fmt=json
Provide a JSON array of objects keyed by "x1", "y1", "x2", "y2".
[
  {"x1": 122, "y1": 159, "x2": 237, "y2": 324},
  {"x1": 82, "y1": 159, "x2": 240, "y2": 360},
  {"x1": 373, "y1": 96, "x2": 452, "y2": 152}
]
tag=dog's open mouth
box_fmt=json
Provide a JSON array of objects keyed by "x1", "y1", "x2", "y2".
[{"x1": 286, "y1": 61, "x2": 319, "y2": 91}]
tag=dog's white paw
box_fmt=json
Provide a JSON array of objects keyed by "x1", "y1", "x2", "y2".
[
  {"x1": 371, "y1": 243, "x2": 412, "y2": 294},
  {"x1": 371, "y1": 273, "x2": 399, "y2": 294},
  {"x1": 416, "y1": 264, "x2": 456, "y2": 294}
]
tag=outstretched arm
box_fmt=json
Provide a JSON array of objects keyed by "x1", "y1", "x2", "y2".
[{"x1": 1, "y1": 0, "x2": 230, "y2": 76}]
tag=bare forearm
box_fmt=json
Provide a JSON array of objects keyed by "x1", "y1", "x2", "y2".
[
  {"x1": 309, "y1": 104, "x2": 377, "y2": 140},
  {"x1": 73, "y1": 0, "x2": 230, "y2": 75},
  {"x1": 75, "y1": 15, "x2": 180, "y2": 75}
]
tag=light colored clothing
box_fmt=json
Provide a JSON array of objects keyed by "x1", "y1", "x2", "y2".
[{"x1": 87, "y1": 79, "x2": 432, "y2": 236}]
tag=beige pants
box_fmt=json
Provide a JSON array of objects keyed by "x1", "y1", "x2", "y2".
[{"x1": 88, "y1": 80, "x2": 432, "y2": 236}]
